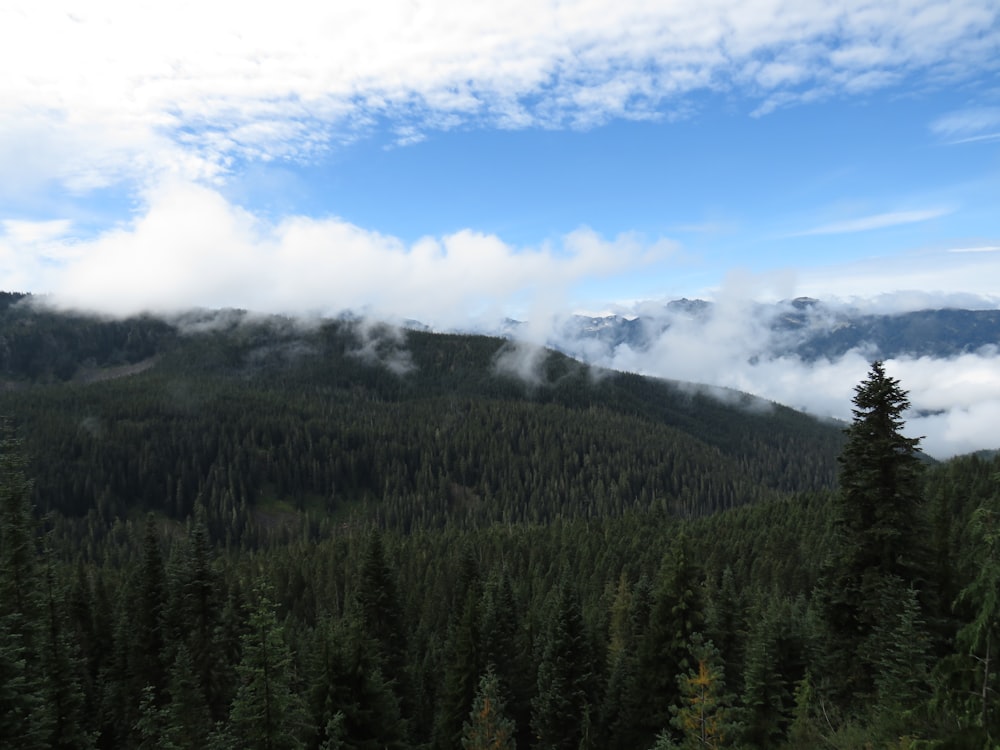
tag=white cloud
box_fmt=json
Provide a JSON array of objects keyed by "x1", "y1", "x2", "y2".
[
  {"x1": 14, "y1": 179, "x2": 666, "y2": 326},
  {"x1": 931, "y1": 106, "x2": 1000, "y2": 138},
  {"x1": 789, "y1": 250, "x2": 1000, "y2": 306},
  {"x1": 546, "y1": 290, "x2": 1000, "y2": 459},
  {"x1": 2, "y1": 0, "x2": 997, "y2": 192},
  {"x1": 1, "y1": 219, "x2": 73, "y2": 244},
  {"x1": 947, "y1": 245, "x2": 1000, "y2": 253},
  {"x1": 789, "y1": 208, "x2": 951, "y2": 236}
]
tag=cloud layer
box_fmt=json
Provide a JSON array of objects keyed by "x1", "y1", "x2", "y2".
[
  {"x1": 1, "y1": 180, "x2": 667, "y2": 325},
  {"x1": 542, "y1": 296, "x2": 1000, "y2": 460},
  {"x1": 3, "y1": 0, "x2": 997, "y2": 192}
]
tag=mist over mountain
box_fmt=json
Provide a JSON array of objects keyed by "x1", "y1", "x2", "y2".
[
  {"x1": 464, "y1": 296, "x2": 1000, "y2": 460},
  {"x1": 542, "y1": 297, "x2": 1000, "y2": 363},
  {"x1": 0, "y1": 291, "x2": 848, "y2": 527},
  {"x1": 4, "y1": 290, "x2": 999, "y2": 459}
]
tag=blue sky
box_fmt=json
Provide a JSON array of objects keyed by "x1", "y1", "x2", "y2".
[
  {"x1": 1, "y1": 0, "x2": 1000, "y2": 454},
  {"x1": 1, "y1": 0, "x2": 998, "y2": 320}
]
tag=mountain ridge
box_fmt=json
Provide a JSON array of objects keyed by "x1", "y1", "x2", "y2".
[{"x1": 0, "y1": 293, "x2": 846, "y2": 530}]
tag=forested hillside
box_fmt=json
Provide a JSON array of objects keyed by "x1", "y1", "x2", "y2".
[
  {"x1": 1, "y1": 297, "x2": 998, "y2": 749},
  {"x1": 0, "y1": 296, "x2": 842, "y2": 533}
]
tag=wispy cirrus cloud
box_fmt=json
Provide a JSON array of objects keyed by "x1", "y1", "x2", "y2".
[
  {"x1": 947, "y1": 245, "x2": 1000, "y2": 253},
  {"x1": 931, "y1": 106, "x2": 1000, "y2": 143},
  {"x1": 788, "y1": 208, "x2": 952, "y2": 237},
  {"x1": 2, "y1": 0, "x2": 998, "y2": 194}
]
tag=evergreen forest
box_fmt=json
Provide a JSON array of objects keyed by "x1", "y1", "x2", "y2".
[{"x1": 1, "y1": 294, "x2": 998, "y2": 748}]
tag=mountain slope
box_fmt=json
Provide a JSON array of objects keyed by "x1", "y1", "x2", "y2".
[{"x1": 0, "y1": 296, "x2": 845, "y2": 531}]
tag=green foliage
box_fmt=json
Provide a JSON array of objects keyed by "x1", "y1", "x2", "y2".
[
  {"x1": 307, "y1": 610, "x2": 407, "y2": 750},
  {"x1": 824, "y1": 360, "x2": 930, "y2": 702},
  {"x1": 462, "y1": 667, "x2": 516, "y2": 750},
  {"x1": 670, "y1": 634, "x2": 737, "y2": 749},
  {"x1": 637, "y1": 535, "x2": 704, "y2": 745},
  {"x1": 531, "y1": 580, "x2": 595, "y2": 750},
  {"x1": 229, "y1": 583, "x2": 308, "y2": 750},
  {"x1": 835, "y1": 360, "x2": 925, "y2": 581},
  {"x1": 436, "y1": 586, "x2": 483, "y2": 750},
  {"x1": 948, "y1": 502, "x2": 1000, "y2": 740},
  {"x1": 2, "y1": 311, "x2": 999, "y2": 748}
]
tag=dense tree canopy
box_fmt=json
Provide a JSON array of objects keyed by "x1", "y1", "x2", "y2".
[{"x1": 0, "y1": 303, "x2": 996, "y2": 748}]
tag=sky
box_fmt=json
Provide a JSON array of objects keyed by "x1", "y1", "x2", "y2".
[{"x1": 1, "y1": 0, "x2": 1000, "y2": 457}]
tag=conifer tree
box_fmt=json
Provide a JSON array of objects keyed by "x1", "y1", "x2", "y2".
[
  {"x1": 357, "y1": 531, "x2": 409, "y2": 697},
  {"x1": 740, "y1": 609, "x2": 785, "y2": 746},
  {"x1": 162, "y1": 644, "x2": 213, "y2": 749},
  {"x1": 0, "y1": 425, "x2": 39, "y2": 633},
  {"x1": 436, "y1": 587, "x2": 482, "y2": 750},
  {"x1": 836, "y1": 360, "x2": 924, "y2": 582},
  {"x1": 134, "y1": 513, "x2": 167, "y2": 702},
  {"x1": 0, "y1": 613, "x2": 47, "y2": 750},
  {"x1": 308, "y1": 610, "x2": 407, "y2": 750},
  {"x1": 479, "y1": 566, "x2": 531, "y2": 750},
  {"x1": 531, "y1": 580, "x2": 595, "y2": 750},
  {"x1": 166, "y1": 507, "x2": 226, "y2": 719},
  {"x1": 39, "y1": 544, "x2": 94, "y2": 749},
  {"x1": 229, "y1": 583, "x2": 307, "y2": 750},
  {"x1": 637, "y1": 535, "x2": 703, "y2": 745},
  {"x1": 462, "y1": 667, "x2": 516, "y2": 750},
  {"x1": 951, "y1": 505, "x2": 1000, "y2": 740},
  {"x1": 601, "y1": 576, "x2": 649, "y2": 750},
  {"x1": 670, "y1": 635, "x2": 733, "y2": 750},
  {"x1": 824, "y1": 361, "x2": 927, "y2": 700}
]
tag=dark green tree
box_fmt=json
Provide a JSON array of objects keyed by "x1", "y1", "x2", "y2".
[
  {"x1": 0, "y1": 424, "x2": 49, "y2": 749},
  {"x1": 836, "y1": 360, "x2": 925, "y2": 581},
  {"x1": 637, "y1": 535, "x2": 703, "y2": 746},
  {"x1": 479, "y1": 567, "x2": 531, "y2": 750},
  {"x1": 133, "y1": 513, "x2": 168, "y2": 703},
  {"x1": 165, "y1": 508, "x2": 226, "y2": 719},
  {"x1": 462, "y1": 666, "x2": 516, "y2": 750},
  {"x1": 945, "y1": 504, "x2": 1000, "y2": 741},
  {"x1": 0, "y1": 613, "x2": 47, "y2": 750},
  {"x1": 162, "y1": 644, "x2": 213, "y2": 749},
  {"x1": 669, "y1": 634, "x2": 735, "y2": 750},
  {"x1": 356, "y1": 531, "x2": 409, "y2": 696},
  {"x1": 824, "y1": 360, "x2": 927, "y2": 700},
  {"x1": 601, "y1": 576, "x2": 649, "y2": 750},
  {"x1": 39, "y1": 545, "x2": 95, "y2": 749},
  {"x1": 307, "y1": 610, "x2": 407, "y2": 750},
  {"x1": 435, "y1": 587, "x2": 482, "y2": 750},
  {"x1": 530, "y1": 580, "x2": 595, "y2": 750},
  {"x1": 229, "y1": 583, "x2": 308, "y2": 750}
]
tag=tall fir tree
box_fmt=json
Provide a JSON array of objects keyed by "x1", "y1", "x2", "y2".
[
  {"x1": 670, "y1": 634, "x2": 735, "y2": 750},
  {"x1": 229, "y1": 582, "x2": 308, "y2": 750},
  {"x1": 133, "y1": 513, "x2": 168, "y2": 704},
  {"x1": 836, "y1": 360, "x2": 925, "y2": 581},
  {"x1": 637, "y1": 535, "x2": 703, "y2": 746},
  {"x1": 307, "y1": 609, "x2": 407, "y2": 750},
  {"x1": 479, "y1": 566, "x2": 532, "y2": 750},
  {"x1": 462, "y1": 667, "x2": 516, "y2": 750},
  {"x1": 823, "y1": 360, "x2": 928, "y2": 702},
  {"x1": 531, "y1": 579, "x2": 595, "y2": 750},
  {"x1": 436, "y1": 587, "x2": 482, "y2": 750},
  {"x1": 356, "y1": 530, "x2": 409, "y2": 708}
]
